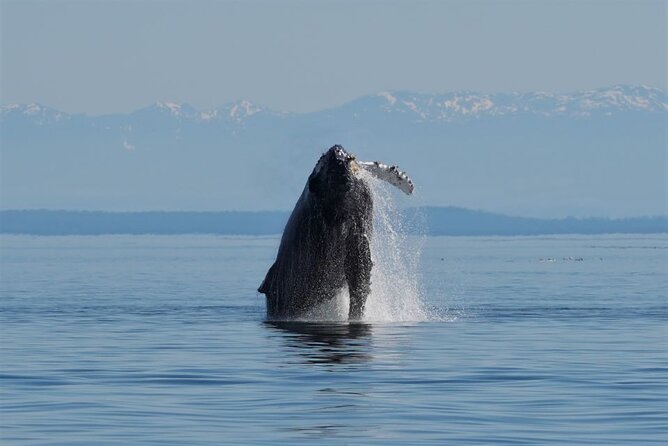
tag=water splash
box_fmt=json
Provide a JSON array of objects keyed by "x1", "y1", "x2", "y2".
[
  {"x1": 299, "y1": 171, "x2": 436, "y2": 322},
  {"x1": 303, "y1": 285, "x2": 350, "y2": 321},
  {"x1": 358, "y1": 171, "x2": 434, "y2": 322}
]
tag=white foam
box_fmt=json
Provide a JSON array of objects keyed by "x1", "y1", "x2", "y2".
[{"x1": 302, "y1": 285, "x2": 350, "y2": 322}]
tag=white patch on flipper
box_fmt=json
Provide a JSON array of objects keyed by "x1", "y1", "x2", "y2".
[{"x1": 358, "y1": 161, "x2": 414, "y2": 195}]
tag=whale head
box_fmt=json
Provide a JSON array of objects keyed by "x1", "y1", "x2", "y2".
[
  {"x1": 308, "y1": 145, "x2": 360, "y2": 197},
  {"x1": 306, "y1": 145, "x2": 368, "y2": 223}
]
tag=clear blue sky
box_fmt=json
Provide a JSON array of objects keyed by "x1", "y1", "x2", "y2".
[{"x1": 1, "y1": 0, "x2": 666, "y2": 114}]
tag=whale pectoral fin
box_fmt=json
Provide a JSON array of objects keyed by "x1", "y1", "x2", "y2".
[
  {"x1": 258, "y1": 262, "x2": 277, "y2": 295},
  {"x1": 358, "y1": 160, "x2": 414, "y2": 195},
  {"x1": 346, "y1": 234, "x2": 372, "y2": 320}
]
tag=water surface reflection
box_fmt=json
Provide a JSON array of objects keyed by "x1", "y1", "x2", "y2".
[{"x1": 265, "y1": 321, "x2": 373, "y2": 365}]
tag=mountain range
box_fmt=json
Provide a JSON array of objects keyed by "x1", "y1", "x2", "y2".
[
  {"x1": 1, "y1": 85, "x2": 666, "y2": 217},
  {"x1": 4, "y1": 84, "x2": 665, "y2": 124}
]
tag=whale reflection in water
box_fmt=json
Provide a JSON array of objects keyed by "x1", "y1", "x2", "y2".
[{"x1": 265, "y1": 322, "x2": 373, "y2": 365}]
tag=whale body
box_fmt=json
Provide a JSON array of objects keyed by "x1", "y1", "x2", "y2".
[{"x1": 258, "y1": 145, "x2": 413, "y2": 320}]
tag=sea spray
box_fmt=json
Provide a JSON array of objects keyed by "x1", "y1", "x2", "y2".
[{"x1": 358, "y1": 171, "x2": 433, "y2": 322}]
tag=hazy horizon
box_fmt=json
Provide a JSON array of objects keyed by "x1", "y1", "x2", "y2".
[
  {"x1": 3, "y1": 83, "x2": 666, "y2": 116},
  {"x1": 2, "y1": 0, "x2": 665, "y2": 115}
]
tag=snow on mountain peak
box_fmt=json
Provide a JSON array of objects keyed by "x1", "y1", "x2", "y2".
[
  {"x1": 2, "y1": 103, "x2": 47, "y2": 116},
  {"x1": 362, "y1": 86, "x2": 667, "y2": 122},
  {"x1": 378, "y1": 91, "x2": 397, "y2": 106},
  {"x1": 1, "y1": 104, "x2": 21, "y2": 114},
  {"x1": 25, "y1": 103, "x2": 43, "y2": 115},
  {"x1": 130, "y1": 99, "x2": 272, "y2": 123},
  {"x1": 200, "y1": 109, "x2": 218, "y2": 121},
  {"x1": 156, "y1": 101, "x2": 181, "y2": 113},
  {"x1": 1, "y1": 103, "x2": 69, "y2": 123},
  {"x1": 228, "y1": 100, "x2": 262, "y2": 121},
  {"x1": 1, "y1": 85, "x2": 664, "y2": 126},
  {"x1": 153, "y1": 101, "x2": 197, "y2": 117}
]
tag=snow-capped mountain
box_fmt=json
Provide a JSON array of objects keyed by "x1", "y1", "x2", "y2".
[
  {"x1": 0, "y1": 98, "x2": 283, "y2": 127},
  {"x1": 1, "y1": 85, "x2": 665, "y2": 217},
  {"x1": 358, "y1": 85, "x2": 666, "y2": 122},
  {"x1": 149, "y1": 101, "x2": 199, "y2": 118},
  {"x1": 3, "y1": 85, "x2": 664, "y2": 126},
  {"x1": 0, "y1": 103, "x2": 71, "y2": 124}
]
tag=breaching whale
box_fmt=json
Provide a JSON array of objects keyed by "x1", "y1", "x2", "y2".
[{"x1": 258, "y1": 145, "x2": 414, "y2": 320}]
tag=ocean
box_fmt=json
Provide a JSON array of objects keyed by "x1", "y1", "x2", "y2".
[{"x1": 1, "y1": 233, "x2": 666, "y2": 445}]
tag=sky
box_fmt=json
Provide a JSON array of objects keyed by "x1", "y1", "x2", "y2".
[{"x1": 1, "y1": 0, "x2": 666, "y2": 115}]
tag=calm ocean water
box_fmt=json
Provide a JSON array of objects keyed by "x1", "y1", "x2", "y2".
[{"x1": 1, "y1": 234, "x2": 666, "y2": 445}]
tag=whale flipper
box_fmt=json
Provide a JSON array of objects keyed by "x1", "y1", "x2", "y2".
[{"x1": 358, "y1": 161, "x2": 414, "y2": 195}]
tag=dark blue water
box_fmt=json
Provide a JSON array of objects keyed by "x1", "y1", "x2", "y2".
[{"x1": 1, "y1": 234, "x2": 666, "y2": 445}]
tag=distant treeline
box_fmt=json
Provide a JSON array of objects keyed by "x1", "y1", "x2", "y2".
[
  {"x1": 0, "y1": 210, "x2": 288, "y2": 236},
  {"x1": 421, "y1": 207, "x2": 667, "y2": 236},
  {"x1": 1, "y1": 208, "x2": 666, "y2": 236}
]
